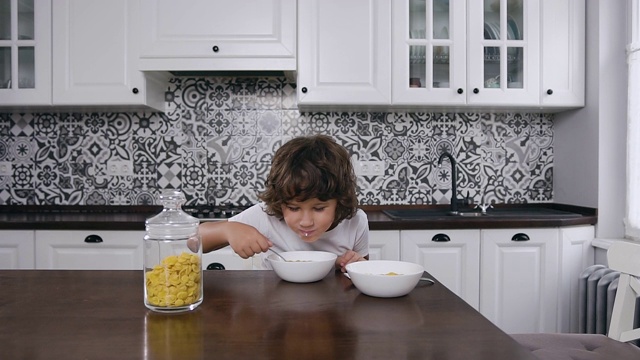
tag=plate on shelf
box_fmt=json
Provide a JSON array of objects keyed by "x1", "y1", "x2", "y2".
[
  {"x1": 410, "y1": 29, "x2": 426, "y2": 40},
  {"x1": 507, "y1": 16, "x2": 520, "y2": 40},
  {"x1": 484, "y1": 22, "x2": 500, "y2": 40}
]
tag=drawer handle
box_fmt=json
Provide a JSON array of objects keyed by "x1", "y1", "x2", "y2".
[
  {"x1": 84, "y1": 234, "x2": 103, "y2": 243},
  {"x1": 432, "y1": 233, "x2": 451, "y2": 242},
  {"x1": 212, "y1": 45, "x2": 219, "y2": 52},
  {"x1": 511, "y1": 233, "x2": 530, "y2": 241},
  {"x1": 206, "y1": 262, "x2": 225, "y2": 270}
]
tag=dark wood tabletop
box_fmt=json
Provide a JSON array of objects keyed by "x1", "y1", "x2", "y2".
[{"x1": 0, "y1": 270, "x2": 536, "y2": 360}]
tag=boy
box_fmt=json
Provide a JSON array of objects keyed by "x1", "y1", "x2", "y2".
[{"x1": 199, "y1": 135, "x2": 369, "y2": 272}]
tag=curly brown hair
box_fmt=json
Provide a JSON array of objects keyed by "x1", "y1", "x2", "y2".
[{"x1": 258, "y1": 135, "x2": 358, "y2": 225}]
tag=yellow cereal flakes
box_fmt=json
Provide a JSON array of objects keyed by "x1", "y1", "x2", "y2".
[{"x1": 146, "y1": 252, "x2": 201, "y2": 307}]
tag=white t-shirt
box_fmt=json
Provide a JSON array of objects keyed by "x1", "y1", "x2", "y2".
[{"x1": 229, "y1": 203, "x2": 369, "y2": 269}]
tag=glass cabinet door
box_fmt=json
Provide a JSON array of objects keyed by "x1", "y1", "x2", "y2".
[
  {"x1": 0, "y1": 0, "x2": 51, "y2": 105},
  {"x1": 468, "y1": 0, "x2": 539, "y2": 105},
  {"x1": 408, "y1": 0, "x2": 451, "y2": 90},
  {"x1": 481, "y1": 0, "x2": 523, "y2": 89},
  {"x1": 392, "y1": 0, "x2": 467, "y2": 105}
]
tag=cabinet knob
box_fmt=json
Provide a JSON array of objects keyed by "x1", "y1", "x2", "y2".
[
  {"x1": 546, "y1": 89, "x2": 553, "y2": 95},
  {"x1": 212, "y1": 45, "x2": 219, "y2": 52},
  {"x1": 432, "y1": 233, "x2": 451, "y2": 242},
  {"x1": 132, "y1": 88, "x2": 139, "y2": 94},
  {"x1": 206, "y1": 262, "x2": 226, "y2": 270},
  {"x1": 511, "y1": 233, "x2": 530, "y2": 241},
  {"x1": 301, "y1": 87, "x2": 308, "y2": 93},
  {"x1": 473, "y1": 88, "x2": 479, "y2": 94},
  {"x1": 457, "y1": 88, "x2": 463, "y2": 94},
  {"x1": 84, "y1": 234, "x2": 103, "y2": 243}
]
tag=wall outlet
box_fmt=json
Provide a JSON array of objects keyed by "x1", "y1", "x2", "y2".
[
  {"x1": 0, "y1": 162, "x2": 11, "y2": 176},
  {"x1": 106, "y1": 160, "x2": 134, "y2": 176},
  {"x1": 357, "y1": 161, "x2": 385, "y2": 176}
]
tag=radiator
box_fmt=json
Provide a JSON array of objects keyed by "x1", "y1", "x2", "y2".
[{"x1": 579, "y1": 264, "x2": 640, "y2": 343}]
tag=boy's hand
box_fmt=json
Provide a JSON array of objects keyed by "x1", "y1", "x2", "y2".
[
  {"x1": 336, "y1": 250, "x2": 367, "y2": 273},
  {"x1": 225, "y1": 222, "x2": 272, "y2": 258}
]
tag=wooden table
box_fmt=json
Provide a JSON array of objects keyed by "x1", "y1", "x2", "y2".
[{"x1": 0, "y1": 270, "x2": 536, "y2": 360}]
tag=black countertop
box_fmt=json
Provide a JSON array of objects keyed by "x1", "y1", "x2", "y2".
[{"x1": 0, "y1": 203, "x2": 597, "y2": 231}]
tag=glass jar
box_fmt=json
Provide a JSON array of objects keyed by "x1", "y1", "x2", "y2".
[{"x1": 144, "y1": 190, "x2": 203, "y2": 313}]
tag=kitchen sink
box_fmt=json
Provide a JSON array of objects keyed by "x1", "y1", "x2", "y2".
[{"x1": 382, "y1": 207, "x2": 583, "y2": 220}]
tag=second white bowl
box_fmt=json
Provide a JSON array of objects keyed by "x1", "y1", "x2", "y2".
[{"x1": 346, "y1": 260, "x2": 425, "y2": 298}]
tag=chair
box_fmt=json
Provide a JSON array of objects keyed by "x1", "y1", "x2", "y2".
[{"x1": 512, "y1": 241, "x2": 640, "y2": 360}]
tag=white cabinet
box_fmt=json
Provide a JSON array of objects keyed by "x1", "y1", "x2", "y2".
[
  {"x1": 396, "y1": 225, "x2": 594, "y2": 333},
  {"x1": 0, "y1": 0, "x2": 51, "y2": 106},
  {"x1": 558, "y1": 225, "x2": 594, "y2": 333},
  {"x1": 391, "y1": 0, "x2": 467, "y2": 106},
  {"x1": 0, "y1": 231, "x2": 35, "y2": 269},
  {"x1": 393, "y1": 0, "x2": 541, "y2": 107},
  {"x1": 401, "y1": 229, "x2": 480, "y2": 309},
  {"x1": 369, "y1": 230, "x2": 400, "y2": 261},
  {"x1": 1, "y1": 0, "x2": 166, "y2": 110},
  {"x1": 390, "y1": 0, "x2": 583, "y2": 110},
  {"x1": 138, "y1": 0, "x2": 296, "y2": 71},
  {"x1": 480, "y1": 228, "x2": 559, "y2": 333},
  {"x1": 52, "y1": 0, "x2": 167, "y2": 110},
  {"x1": 35, "y1": 230, "x2": 144, "y2": 270},
  {"x1": 297, "y1": 0, "x2": 391, "y2": 108},
  {"x1": 540, "y1": 0, "x2": 585, "y2": 108}
]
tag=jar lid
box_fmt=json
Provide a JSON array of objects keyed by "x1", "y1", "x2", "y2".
[{"x1": 146, "y1": 190, "x2": 199, "y2": 238}]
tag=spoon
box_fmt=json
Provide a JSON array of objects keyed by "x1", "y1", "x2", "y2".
[{"x1": 268, "y1": 248, "x2": 288, "y2": 262}]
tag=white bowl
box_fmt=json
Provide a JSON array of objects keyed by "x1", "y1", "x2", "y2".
[
  {"x1": 346, "y1": 260, "x2": 425, "y2": 298},
  {"x1": 267, "y1": 251, "x2": 337, "y2": 283}
]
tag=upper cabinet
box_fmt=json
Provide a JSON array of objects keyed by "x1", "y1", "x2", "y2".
[
  {"x1": 540, "y1": 0, "x2": 585, "y2": 108},
  {"x1": 137, "y1": 0, "x2": 296, "y2": 72},
  {"x1": 393, "y1": 0, "x2": 583, "y2": 109},
  {"x1": 466, "y1": 0, "x2": 540, "y2": 106},
  {"x1": 52, "y1": 0, "x2": 167, "y2": 110},
  {"x1": 299, "y1": 0, "x2": 584, "y2": 111},
  {"x1": 0, "y1": 0, "x2": 166, "y2": 110},
  {"x1": 297, "y1": 0, "x2": 391, "y2": 108},
  {"x1": 392, "y1": 0, "x2": 467, "y2": 106},
  {"x1": 0, "y1": 0, "x2": 51, "y2": 106}
]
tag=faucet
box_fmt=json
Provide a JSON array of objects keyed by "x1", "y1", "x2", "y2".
[{"x1": 437, "y1": 151, "x2": 458, "y2": 215}]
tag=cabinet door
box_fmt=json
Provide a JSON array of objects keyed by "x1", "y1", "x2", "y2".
[
  {"x1": 138, "y1": 0, "x2": 296, "y2": 71},
  {"x1": 392, "y1": 0, "x2": 467, "y2": 105},
  {"x1": 52, "y1": 0, "x2": 167, "y2": 110},
  {"x1": 467, "y1": 0, "x2": 540, "y2": 106},
  {"x1": 35, "y1": 230, "x2": 144, "y2": 270},
  {"x1": 202, "y1": 246, "x2": 253, "y2": 270},
  {"x1": 369, "y1": 230, "x2": 400, "y2": 261},
  {"x1": 0, "y1": 0, "x2": 51, "y2": 106},
  {"x1": 540, "y1": 0, "x2": 585, "y2": 107},
  {"x1": 401, "y1": 229, "x2": 480, "y2": 309},
  {"x1": 480, "y1": 228, "x2": 559, "y2": 333},
  {"x1": 558, "y1": 225, "x2": 594, "y2": 333},
  {"x1": 297, "y1": 0, "x2": 391, "y2": 107},
  {"x1": 0, "y1": 231, "x2": 35, "y2": 269}
]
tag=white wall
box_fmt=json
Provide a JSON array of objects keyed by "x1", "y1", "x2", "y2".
[{"x1": 554, "y1": 0, "x2": 628, "y2": 239}]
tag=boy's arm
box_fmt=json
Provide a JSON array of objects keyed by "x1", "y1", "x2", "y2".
[{"x1": 199, "y1": 220, "x2": 273, "y2": 258}]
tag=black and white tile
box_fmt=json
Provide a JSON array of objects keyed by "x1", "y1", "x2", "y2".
[{"x1": 0, "y1": 76, "x2": 553, "y2": 206}]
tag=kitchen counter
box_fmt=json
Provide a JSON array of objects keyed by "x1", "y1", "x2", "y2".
[
  {"x1": 0, "y1": 270, "x2": 537, "y2": 360},
  {"x1": 0, "y1": 203, "x2": 597, "y2": 231}
]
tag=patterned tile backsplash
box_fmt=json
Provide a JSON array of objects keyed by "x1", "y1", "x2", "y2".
[{"x1": 0, "y1": 76, "x2": 553, "y2": 206}]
